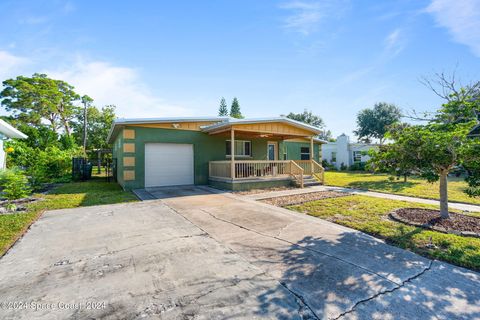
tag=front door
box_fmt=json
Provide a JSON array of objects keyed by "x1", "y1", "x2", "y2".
[{"x1": 267, "y1": 142, "x2": 277, "y2": 160}]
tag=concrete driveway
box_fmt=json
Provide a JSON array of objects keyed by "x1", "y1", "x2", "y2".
[{"x1": 1, "y1": 186, "x2": 479, "y2": 319}]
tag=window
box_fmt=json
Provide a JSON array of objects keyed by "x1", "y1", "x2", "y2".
[
  {"x1": 300, "y1": 147, "x2": 310, "y2": 160},
  {"x1": 331, "y1": 152, "x2": 337, "y2": 163},
  {"x1": 226, "y1": 140, "x2": 252, "y2": 157},
  {"x1": 353, "y1": 151, "x2": 362, "y2": 163}
]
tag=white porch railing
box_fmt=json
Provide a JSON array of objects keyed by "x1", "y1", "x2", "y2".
[{"x1": 209, "y1": 160, "x2": 324, "y2": 187}]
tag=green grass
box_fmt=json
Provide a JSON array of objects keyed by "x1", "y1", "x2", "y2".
[
  {"x1": 0, "y1": 178, "x2": 137, "y2": 256},
  {"x1": 288, "y1": 195, "x2": 480, "y2": 271},
  {"x1": 325, "y1": 171, "x2": 480, "y2": 205}
]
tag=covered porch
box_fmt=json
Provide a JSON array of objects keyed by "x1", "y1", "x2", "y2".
[{"x1": 202, "y1": 118, "x2": 325, "y2": 190}]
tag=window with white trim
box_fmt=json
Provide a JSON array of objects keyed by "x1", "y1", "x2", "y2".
[
  {"x1": 226, "y1": 140, "x2": 252, "y2": 157},
  {"x1": 300, "y1": 147, "x2": 310, "y2": 160},
  {"x1": 353, "y1": 151, "x2": 362, "y2": 163}
]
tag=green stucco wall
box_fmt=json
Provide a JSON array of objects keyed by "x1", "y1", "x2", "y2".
[
  {"x1": 112, "y1": 129, "x2": 125, "y2": 187},
  {"x1": 112, "y1": 127, "x2": 271, "y2": 190},
  {"x1": 280, "y1": 141, "x2": 321, "y2": 162}
]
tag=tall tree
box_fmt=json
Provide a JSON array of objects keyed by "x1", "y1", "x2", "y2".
[
  {"x1": 285, "y1": 109, "x2": 325, "y2": 128},
  {"x1": 354, "y1": 102, "x2": 402, "y2": 144},
  {"x1": 218, "y1": 97, "x2": 228, "y2": 116},
  {"x1": 410, "y1": 71, "x2": 480, "y2": 123},
  {"x1": 81, "y1": 95, "x2": 93, "y2": 153},
  {"x1": 72, "y1": 105, "x2": 116, "y2": 151},
  {"x1": 230, "y1": 97, "x2": 243, "y2": 119},
  {"x1": 284, "y1": 109, "x2": 331, "y2": 140},
  {"x1": 0, "y1": 73, "x2": 80, "y2": 134}
]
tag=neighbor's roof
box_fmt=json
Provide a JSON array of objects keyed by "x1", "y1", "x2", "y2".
[
  {"x1": 0, "y1": 119, "x2": 27, "y2": 139},
  {"x1": 200, "y1": 117, "x2": 324, "y2": 135},
  {"x1": 107, "y1": 116, "x2": 326, "y2": 143}
]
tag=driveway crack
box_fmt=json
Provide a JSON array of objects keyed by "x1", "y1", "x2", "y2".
[
  {"x1": 332, "y1": 260, "x2": 434, "y2": 320},
  {"x1": 278, "y1": 281, "x2": 321, "y2": 320}
]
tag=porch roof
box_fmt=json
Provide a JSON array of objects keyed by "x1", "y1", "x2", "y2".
[{"x1": 200, "y1": 117, "x2": 325, "y2": 139}]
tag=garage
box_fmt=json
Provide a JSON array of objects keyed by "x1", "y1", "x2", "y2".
[{"x1": 145, "y1": 143, "x2": 194, "y2": 187}]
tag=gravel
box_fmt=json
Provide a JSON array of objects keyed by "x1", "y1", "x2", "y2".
[{"x1": 260, "y1": 191, "x2": 348, "y2": 207}]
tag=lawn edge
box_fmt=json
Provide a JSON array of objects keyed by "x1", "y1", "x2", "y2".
[
  {"x1": 0, "y1": 209, "x2": 46, "y2": 259},
  {"x1": 324, "y1": 183, "x2": 480, "y2": 207},
  {"x1": 284, "y1": 198, "x2": 480, "y2": 272}
]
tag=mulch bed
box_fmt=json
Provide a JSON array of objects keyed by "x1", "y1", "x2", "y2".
[
  {"x1": 390, "y1": 208, "x2": 480, "y2": 238},
  {"x1": 260, "y1": 191, "x2": 348, "y2": 207}
]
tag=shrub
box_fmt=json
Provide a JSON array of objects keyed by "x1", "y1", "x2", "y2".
[
  {"x1": 321, "y1": 160, "x2": 336, "y2": 170},
  {"x1": 0, "y1": 169, "x2": 31, "y2": 200},
  {"x1": 349, "y1": 162, "x2": 367, "y2": 171},
  {"x1": 5, "y1": 140, "x2": 82, "y2": 189},
  {"x1": 340, "y1": 163, "x2": 348, "y2": 171}
]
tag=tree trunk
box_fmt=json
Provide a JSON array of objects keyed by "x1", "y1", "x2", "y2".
[
  {"x1": 439, "y1": 170, "x2": 449, "y2": 219},
  {"x1": 403, "y1": 173, "x2": 407, "y2": 183}
]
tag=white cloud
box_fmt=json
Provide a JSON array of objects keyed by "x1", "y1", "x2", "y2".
[
  {"x1": 280, "y1": 0, "x2": 349, "y2": 35},
  {"x1": 426, "y1": 0, "x2": 480, "y2": 56},
  {"x1": 384, "y1": 28, "x2": 406, "y2": 57},
  {"x1": 0, "y1": 51, "x2": 29, "y2": 81},
  {"x1": 46, "y1": 58, "x2": 195, "y2": 118}
]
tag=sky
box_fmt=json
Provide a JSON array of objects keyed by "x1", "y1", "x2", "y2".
[{"x1": 0, "y1": 0, "x2": 479, "y2": 138}]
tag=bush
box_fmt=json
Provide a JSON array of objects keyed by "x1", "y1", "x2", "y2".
[
  {"x1": 321, "y1": 160, "x2": 336, "y2": 170},
  {"x1": 349, "y1": 162, "x2": 367, "y2": 171},
  {"x1": 340, "y1": 163, "x2": 348, "y2": 171},
  {"x1": 5, "y1": 140, "x2": 82, "y2": 189},
  {"x1": 0, "y1": 169, "x2": 31, "y2": 200}
]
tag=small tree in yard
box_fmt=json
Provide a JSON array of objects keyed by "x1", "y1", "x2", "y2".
[
  {"x1": 368, "y1": 124, "x2": 416, "y2": 182},
  {"x1": 372, "y1": 122, "x2": 479, "y2": 218}
]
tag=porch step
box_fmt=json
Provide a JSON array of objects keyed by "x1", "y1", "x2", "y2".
[{"x1": 295, "y1": 175, "x2": 323, "y2": 187}]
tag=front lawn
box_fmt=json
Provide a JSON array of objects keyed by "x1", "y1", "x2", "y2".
[
  {"x1": 288, "y1": 195, "x2": 480, "y2": 271},
  {"x1": 0, "y1": 178, "x2": 137, "y2": 256},
  {"x1": 325, "y1": 171, "x2": 480, "y2": 205}
]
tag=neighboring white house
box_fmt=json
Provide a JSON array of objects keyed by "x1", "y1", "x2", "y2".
[
  {"x1": 0, "y1": 119, "x2": 28, "y2": 169},
  {"x1": 321, "y1": 134, "x2": 378, "y2": 169}
]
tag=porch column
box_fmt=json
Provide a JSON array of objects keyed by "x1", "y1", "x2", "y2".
[
  {"x1": 310, "y1": 136, "x2": 315, "y2": 159},
  {"x1": 230, "y1": 128, "x2": 235, "y2": 179}
]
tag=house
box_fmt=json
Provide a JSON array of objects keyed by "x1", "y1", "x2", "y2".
[
  {"x1": 0, "y1": 119, "x2": 27, "y2": 169},
  {"x1": 321, "y1": 134, "x2": 377, "y2": 170},
  {"x1": 107, "y1": 117, "x2": 326, "y2": 191}
]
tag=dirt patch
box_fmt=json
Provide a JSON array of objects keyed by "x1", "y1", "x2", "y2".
[
  {"x1": 390, "y1": 208, "x2": 480, "y2": 237},
  {"x1": 260, "y1": 191, "x2": 348, "y2": 207}
]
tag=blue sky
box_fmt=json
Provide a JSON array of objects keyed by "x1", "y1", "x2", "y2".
[{"x1": 0, "y1": 0, "x2": 479, "y2": 138}]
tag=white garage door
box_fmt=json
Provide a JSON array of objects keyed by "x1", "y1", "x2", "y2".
[{"x1": 145, "y1": 143, "x2": 194, "y2": 187}]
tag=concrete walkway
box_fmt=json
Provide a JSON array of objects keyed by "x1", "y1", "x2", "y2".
[{"x1": 245, "y1": 185, "x2": 480, "y2": 212}]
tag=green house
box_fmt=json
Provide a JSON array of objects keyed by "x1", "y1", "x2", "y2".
[{"x1": 107, "y1": 117, "x2": 326, "y2": 191}]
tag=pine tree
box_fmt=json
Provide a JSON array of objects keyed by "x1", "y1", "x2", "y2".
[
  {"x1": 218, "y1": 97, "x2": 228, "y2": 116},
  {"x1": 230, "y1": 97, "x2": 243, "y2": 119}
]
